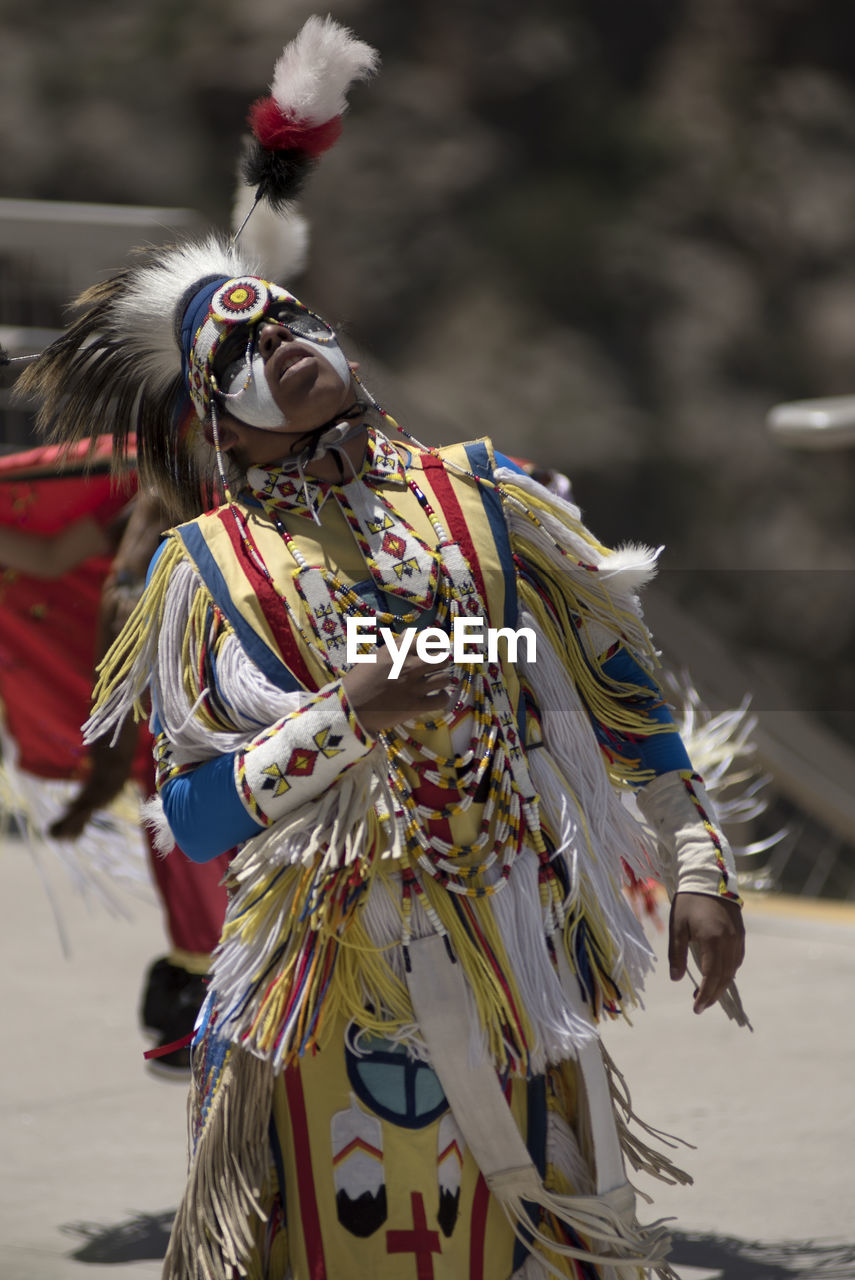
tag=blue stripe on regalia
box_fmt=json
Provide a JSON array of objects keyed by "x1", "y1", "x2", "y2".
[{"x1": 178, "y1": 522, "x2": 305, "y2": 694}]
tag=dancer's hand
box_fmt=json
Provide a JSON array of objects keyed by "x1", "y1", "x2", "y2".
[
  {"x1": 342, "y1": 648, "x2": 457, "y2": 734},
  {"x1": 669, "y1": 891, "x2": 745, "y2": 1014}
]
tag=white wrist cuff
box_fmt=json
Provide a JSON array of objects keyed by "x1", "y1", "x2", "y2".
[{"x1": 636, "y1": 769, "x2": 742, "y2": 904}]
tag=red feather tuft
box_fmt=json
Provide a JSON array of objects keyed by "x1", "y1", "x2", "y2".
[{"x1": 248, "y1": 98, "x2": 343, "y2": 156}]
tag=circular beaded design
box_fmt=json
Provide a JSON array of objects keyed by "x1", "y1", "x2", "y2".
[{"x1": 210, "y1": 277, "x2": 270, "y2": 326}]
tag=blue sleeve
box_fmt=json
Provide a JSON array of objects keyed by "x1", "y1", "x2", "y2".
[
  {"x1": 159, "y1": 754, "x2": 265, "y2": 862},
  {"x1": 597, "y1": 647, "x2": 692, "y2": 777},
  {"x1": 145, "y1": 538, "x2": 169, "y2": 584},
  {"x1": 150, "y1": 700, "x2": 264, "y2": 861}
]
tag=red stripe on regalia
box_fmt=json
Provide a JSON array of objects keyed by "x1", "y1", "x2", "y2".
[
  {"x1": 217, "y1": 508, "x2": 318, "y2": 691},
  {"x1": 284, "y1": 1065, "x2": 327, "y2": 1278},
  {"x1": 420, "y1": 454, "x2": 488, "y2": 604},
  {"x1": 469, "y1": 1173, "x2": 490, "y2": 1279}
]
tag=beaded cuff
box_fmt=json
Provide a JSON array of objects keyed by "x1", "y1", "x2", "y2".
[{"x1": 234, "y1": 681, "x2": 375, "y2": 827}]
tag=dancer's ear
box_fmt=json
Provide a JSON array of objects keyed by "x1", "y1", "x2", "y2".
[{"x1": 202, "y1": 413, "x2": 242, "y2": 451}]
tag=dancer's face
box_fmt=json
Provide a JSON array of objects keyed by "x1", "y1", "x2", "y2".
[{"x1": 212, "y1": 300, "x2": 355, "y2": 438}]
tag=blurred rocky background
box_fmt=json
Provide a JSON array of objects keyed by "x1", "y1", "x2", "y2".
[{"x1": 3, "y1": 0, "x2": 855, "y2": 891}]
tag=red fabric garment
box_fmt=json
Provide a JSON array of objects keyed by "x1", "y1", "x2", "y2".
[
  {"x1": 136, "y1": 750, "x2": 231, "y2": 953},
  {"x1": 145, "y1": 837, "x2": 231, "y2": 954},
  {"x1": 0, "y1": 438, "x2": 230, "y2": 953},
  {"x1": 0, "y1": 438, "x2": 136, "y2": 780}
]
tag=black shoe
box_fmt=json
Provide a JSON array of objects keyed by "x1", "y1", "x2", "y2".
[
  {"x1": 140, "y1": 957, "x2": 208, "y2": 1079},
  {"x1": 140, "y1": 956, "x2": 207, "y2": 1038},
  {"x1": 141, "y1": 956, "x2": 185, "y2": 1036}
]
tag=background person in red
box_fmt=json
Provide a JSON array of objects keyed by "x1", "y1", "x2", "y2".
[{"x1": 0, "y1": 438, "x2": 229, "y2": 1074}]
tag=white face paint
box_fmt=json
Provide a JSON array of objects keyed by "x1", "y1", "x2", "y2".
[
  {"x1": 221, "y1": 351, "x2": 286, "y2": 428},
  {"x1": 220, "y1": 334, "x2": 351, "y2": 431}
]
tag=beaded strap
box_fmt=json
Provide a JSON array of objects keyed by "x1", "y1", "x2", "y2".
[{"x1": 679, "y1": 770, "x2": 742, "y2": 903}]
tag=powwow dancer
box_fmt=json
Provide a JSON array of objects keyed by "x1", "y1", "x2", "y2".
[{"x1": 19, "y1": 16, "x2": 747, "y2": 1279}]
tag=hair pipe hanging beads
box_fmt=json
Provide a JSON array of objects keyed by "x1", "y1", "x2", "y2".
[{"x1": 209, "y1": 401, "x2": 235, "y2": 506}]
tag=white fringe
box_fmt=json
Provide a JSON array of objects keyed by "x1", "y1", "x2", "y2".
[
  {"x1": 495, "y1": 467, "x2": 660, "y2": 636},
  {"x1": 152, "y1": 564, "x2": 302, "y2": 752},
  {"x1": 521, "y1": 616, "x2": 657, "y2": 992},
  {"x1": 665, "y1": 673, "x2": 772, "y2": 830},
  {"x1": 546, "y1": 1106, "x2": 595, "y2": 1196},
  {"x1": 139, "y1": 792, "x2": 175, "y2": 856},
  {"x1": 208, "y1": 755, "x2": 404, "y2": 1068},
  {"x1": 489, "y1": 850, "x2": 598, "y2": 1072},
  {"x1": 0, "y1": 727, "x2": 152, "y2": 953},
  {"x1": 531, "y1": 749, "x2": 655, "y2": 999},
  {"x1": 156, "y1": 628, "x2": 306, "y2": 762},
  {"x1": 226, "y1": 752, "x2": 388, "y2": 874},
  {"x1": 88, "y1": 553, "x2": 307, "y2": 762},
  {"x1": 491, "y1": 1177, "x2": 673, "y2": 1277}
]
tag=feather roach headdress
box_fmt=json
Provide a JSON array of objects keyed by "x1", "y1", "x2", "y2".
[{"x1": 16, "y1": 16, "x2": 378, "y2": 520}]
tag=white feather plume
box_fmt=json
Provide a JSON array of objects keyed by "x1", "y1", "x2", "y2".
[
  {"x1": 269, "y1": 14, "x2": 379, "y2": 125},
  {"x1": 111, "y1": 236, "x2": 255, "y2": 393}
]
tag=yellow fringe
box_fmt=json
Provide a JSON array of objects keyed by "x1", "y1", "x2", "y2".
[
  {"x1": 90, "y1": 534, "x2": 186, "y2": 722},
  {"x1": 502, "y1": 480, "x2": 610, "y2": 545},
  {"x1": 547, "y1": 1058, "x2": 581, "y2": 1132},
  {"x1": 218, "y1": 828, "x2": 546, "y2": 1073},
  {"x1": 328, "y1": 916, "x2": 415, "y2": 1041},
  {"x1": 220, "y1": 821, "x2": 419, "y2": 1062},
  {"x1": 91, "y1": 531, "x2": 239, "y2": 737}
]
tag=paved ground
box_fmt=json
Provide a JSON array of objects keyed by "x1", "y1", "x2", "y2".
[{"x1": 2, "y1": 835, "x2": 854, "y2": 1280}]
